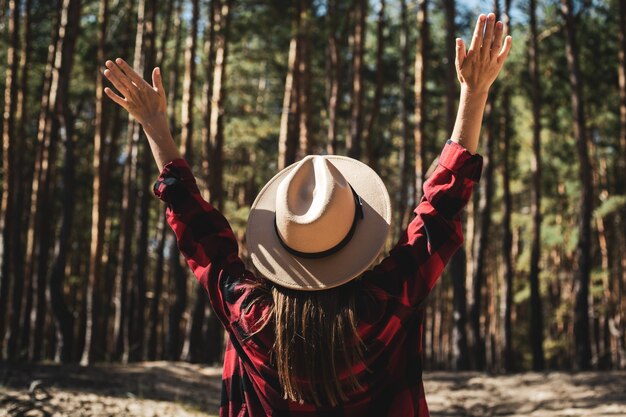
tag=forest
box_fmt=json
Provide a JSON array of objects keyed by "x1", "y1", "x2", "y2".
[{"x1": 0, "y1": 0, "x2": 624, "y2": 377}]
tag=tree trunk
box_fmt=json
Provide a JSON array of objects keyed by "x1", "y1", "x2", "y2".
[
  {"x1": 81, "y1": 0, "x2": 108, "y2": 366},
  {"x1": 296, "y1": 0, "x2": 312, "y2": 159},
  {"x1": 6, "y1": 0, "x2": 31, "y2": 360},
  {"x1": 617, "y1": 0, "x2": 626, "y2": 369},
  {"x1": 278, "y1": 33, "x2": 298, "y2": 169},
  {"x1": 114, "y1": 0, "x2": 144, "y2": 363},
  {"x1": 21, "y1": 1, "x2": 60, "y2": 358},
  {"x1": 528, "y1": 0, "x2": 545, "y2": 371},
  {"x1": 413, "y1": 0, "x2": 427, "y2": 206},
  {"x1": 165, "y1": 0, "x2": 186, "y2": 361},
  {"x1": 347, "y1": 0, "x2": 365, "y2": 159},
  {"x1": 0, "y1": 0, "x2": 21, "y2": 359},
  {"x1": 202, "y1": 0, "x2": 216, "y2": 187},
  {"x1": 325, "y1": 0, "x2": 342, "y2": 155},
  {"x1": 362, "y1": 0, "x2": 385, "y2": 173},
  {"x1": 48, "y1": 0, "x2": 81, "y2": 364},
  {"x1": 207, "y1": 0, "x2": 232, "y2": 212},
  {"x1": 560, "y1": 0, "x2": 593, "y2": 370},
  {"x1": 443, "y1": 0, "x2": 469, "y2": 371},
  {"x1": 180, "y1": 0, "x2": 199, "y2": 163},
  {"x1": 470, "y1": 76, "x2": 496, "y2": 372},
  {"x1": 205, "y1": 0, "x2": 232, "y2": 363},
  {"x1": 397, "y1": 0, "x2": 411, "y2": 241},
  {"x1": 181, "y1": 0, "x2": 204, "y2": 363},
  {"x1": 129, "y1": 0, "x2": 157, "y2": 362}
]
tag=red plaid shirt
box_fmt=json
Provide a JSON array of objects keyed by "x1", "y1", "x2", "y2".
[{"x1": 153, "y1": 139, "x2": 483, "y2": 417}]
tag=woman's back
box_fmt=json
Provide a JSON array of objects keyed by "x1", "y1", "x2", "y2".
[{"x1": 153, "y1": 139, "x2": 482, "y2": 416}]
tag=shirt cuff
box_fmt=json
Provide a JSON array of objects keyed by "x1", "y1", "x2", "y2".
[
  {"x1": 152, "y1": 158, "x2": 198, "y2": 202},
  {"x1": 438, "y1": 139, "x2": 483, "y2": 182}
]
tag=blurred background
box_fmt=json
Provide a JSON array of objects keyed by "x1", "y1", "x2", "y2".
[{"x1": 0, "y1": 0, "x2": 624, "y2": 389}]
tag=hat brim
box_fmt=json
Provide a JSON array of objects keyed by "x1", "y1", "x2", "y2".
[{"x1": 246, "y1": 156, "x2": 392, "y2": 291}]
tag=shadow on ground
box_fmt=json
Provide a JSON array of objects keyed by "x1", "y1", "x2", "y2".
[{"x1": 0, "y1": 361, "x2": 221, "y2": 417}]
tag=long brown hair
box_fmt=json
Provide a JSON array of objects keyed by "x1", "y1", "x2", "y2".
[{"x1": 244, "y1": 278, "x2": 369, "y2": 407}]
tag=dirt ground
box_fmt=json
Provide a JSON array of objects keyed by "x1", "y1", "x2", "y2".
[{"x1": 1, "y1": 362, "x2": 625, "y2": 417}]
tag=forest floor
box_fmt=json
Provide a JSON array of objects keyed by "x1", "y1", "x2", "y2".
[{"x1": 0, "y1": 361, "x2": 625, "y2": 417}]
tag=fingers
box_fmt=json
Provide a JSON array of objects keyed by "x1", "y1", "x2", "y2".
[
  {"x1": 455, "y1": 38, "x2": 466, "y2": 70},
  {"x1": 491, "y1": 21, "x2": 503, "y2": 59},
  {"x1": 497, "y1": 35, "x2": 513, "y2": 64},
  {"x1": 481, "y1": 13, "x2": 496, "y2": 60},
  {"x1": 152, "y1": 67, "x2": 165, "y2": 97},
  {"x1": 104, "y1": 87, "x2": 128, "y2": 109},
  {"x1": 115, "y1": 58, "x2": 148, "y2": 88},
  {"x1": 468, "y1": 14, "x2": 486, "y2": 54},
  {"x1": 103, "y1": 65, "x2": 133, "y2": 96}
]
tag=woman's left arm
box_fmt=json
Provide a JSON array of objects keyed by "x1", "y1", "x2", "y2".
[
  {"x1": 103, "y1": 58, "x2": 249, "y2": 328},
  {"x1": 103, "y1": 58, "x2": 180, "y2": 171}
]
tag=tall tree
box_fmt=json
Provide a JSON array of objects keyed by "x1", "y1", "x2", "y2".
[
  {"x1": 560, "y1": 0, "x2": 593, "y2": 370},
  {"x1": 6, "y1": 0, "x2": 32, "y2": 360},
  {"x1": 470, "y1": 6, "x2": 499, "y2": 371},
  {"x1": 114, "y1": 0, "x2": 143, "y2": 362},
  {"x1": 296, "y1": 0, "x2": 312, "y2": 159},
  {"x1": 347, "y1": 0, "x2": 365, "y2": 159},
  {"x1": 413, "y1": 0, "x2": 428, "y2": 204},
  {"x1": 181, "y1": 0, "x2": 204, "y2": 365},
  {"x1": 398, "y1": 0, "x2": 411, "y2": 240},
  {"x1": 82, "y1": 0, "x2": 108, "y2": 366},
  {"x1": 0, "y1": 0, "x2": 21, "y2": 359},
  {"x1": 205, "y1": 0, "x2": 233, "y2": 363},
  {"x1": 129, "y1": 0, "x2": 158, "y2": 362},
  {"x1": 527, "y1": 0, "x2": 545, "y2": 371},
  {"x1": 362, "y1": 0, "x2": 385, "y2": 172},
  {"x1": 165, "y1": 0, "x2": 186, "y2": 361},
  {"x1": 325, "y1": 0, "x2": 342, "y2": 155},
  {"x1": 278, "y1": 9, "x2": 299, "y2": 169},
  {"x1": 180, "y1": 0, "x2": 199, "y2": 161},
  {"x1": 49, "y1": 0, "x2": 81, "y2": 363},
  {"x1": 21, "y1": 0, "x2": 61, "y2": 359},
  {"x1": 207, "y1": 0, "x2": 232, "y2": 211},
  {"x1": 443, "y1": 0, "x2": 470, "y2": 371}
]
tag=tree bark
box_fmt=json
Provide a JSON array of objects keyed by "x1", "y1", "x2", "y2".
[
  {"x1": 82, "y1": 0, "x2": 108, "y2": 366},
  {"x1": 443, "y1": 0, "x2": 469, "y2": 371},
  {"x1": 296, "y1": 0, "x2": 312, "y2": 159},
  {"x1": 278, "y1": 31, "x2": 298, "y2": 169},
  {"x1": 528, "y1": 0, "x2": 545, "y2": 371},
  {"x1": 413, "y1": 0, "x2": 427, "y2": 205},
  {"x1": 347, "y1": 0, "x2": 365, "y2": 159},
  {"x1": 182, "y1": 0, "x2": 204, "y2": 363},
  {"x1": 21, "y1": 0, "x2": 60, "y2": 358},
  {"x1": 180, "y1": 0, "x2": 199, "y2": 163},
  {"x1": 6, "y1": 0, "x2": 31, "y2": 360},
  {"x1": 362, "y1": 0, "x2": 385, "y2": 173},
  {"x1": 129, "y1": 0, "x2": 157, "y2": 362},
  {"x1": 207, "y1": 0, "x2": 232, "y2": 212},
  {"x1": 560, "y1": 0, "x2": 593, "y2": 370},
  {"x1": 397, "y1": 0, "x2": 413, "y2": 240},
  {"x1": 0, "y1": 0, "x2": 21, "y2": 359},
  {"x1": 48, "y1": 0, "x2": 81, "y2": 364}
]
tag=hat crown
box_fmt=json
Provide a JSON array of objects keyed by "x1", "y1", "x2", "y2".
[{"x1": 275, "y1": 156, "x2": 356, "y2": 254}]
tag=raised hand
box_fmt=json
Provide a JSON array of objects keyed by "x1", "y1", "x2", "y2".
[
  {"x1": 102, "y1": 58, "x2": 180, "y2": 170},
  {"x1": 103, "y1": 58, "x2": 167, "y2": 126},
  {"x1": 455, "y1": 13, "x2": 512, "y2": 93}
]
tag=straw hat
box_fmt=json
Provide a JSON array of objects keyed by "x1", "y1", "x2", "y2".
[{"x1": 246, "y1": 155, "x2": 392, "y2": 291}]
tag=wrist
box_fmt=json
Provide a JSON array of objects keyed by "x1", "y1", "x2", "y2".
[
  {"x1": 139, "y1": 110, "x2": 168, "y2": 127},
  {"x1": 460, "y1": 85, "x2": 489, "y2": 100}
]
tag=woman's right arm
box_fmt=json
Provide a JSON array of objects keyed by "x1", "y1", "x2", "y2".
[{"x1": 364, "y1": 13, "x2": 511, "y2": 306}]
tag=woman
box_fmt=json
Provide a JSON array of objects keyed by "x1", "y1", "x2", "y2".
[{"x1": 104, "y1": 12, "x2": 511, "y2": 417}]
